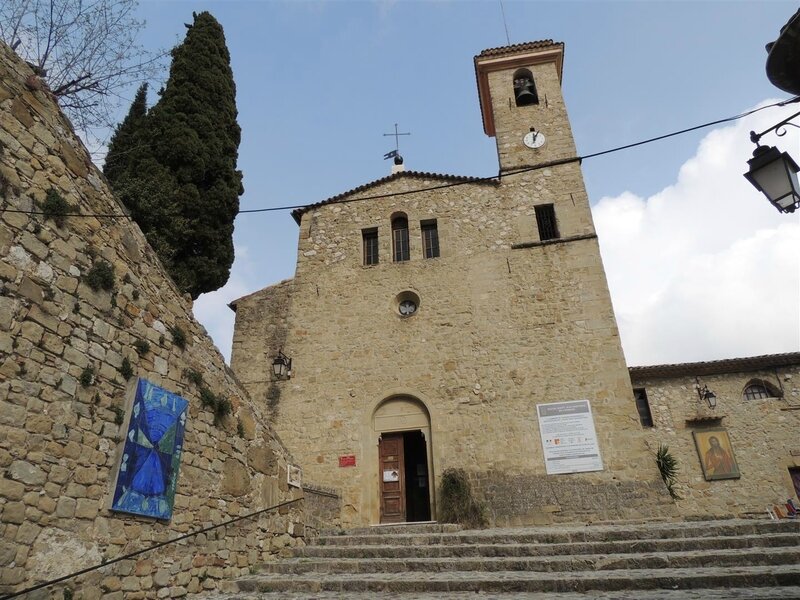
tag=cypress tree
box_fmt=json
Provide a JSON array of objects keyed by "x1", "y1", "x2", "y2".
[
  {"x1": 103, "y1": 83, "x2": 148, "y2": 186},
  {"x1": 112, "y1": 12, "x2": 243, "y2": 299}
]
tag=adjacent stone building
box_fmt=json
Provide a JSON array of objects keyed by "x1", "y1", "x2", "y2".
[
  {"x1": 631, "y1": 352, "x2": 800, "y2": 517},
  {"x1": 230, "y1": 40, "x2": 676, "y2": 527},
  {"x1": 0, "y1": 42, "x2": 306, "y2": 598}
]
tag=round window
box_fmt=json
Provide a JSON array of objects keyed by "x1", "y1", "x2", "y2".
[
  {"x1": 399, "y1": 300, "x2": 417, "y2": 316},
  {"x1": 394, "y1": 290, "x2": 421, "y2": 318}
]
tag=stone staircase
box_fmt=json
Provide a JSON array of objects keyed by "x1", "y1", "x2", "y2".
[{"x1": 208, "y1": 519, "x2": 800, "y2": 598}]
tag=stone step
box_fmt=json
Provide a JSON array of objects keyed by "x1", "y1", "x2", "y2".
[
  {"x1": 258, "y1": 546, "x2": 800, "y2": 575},
  {"x1": 314, "y1": 519, "x2": 800, "y2": 546},
  {"x1": 296, "y1": 532, "x2": 800, "y2": 558},
  {"x1": 321, "y1": 522, "x2": 462, "y2": 536},
  {"x1": 231, "y1": 564, "x2": 800, "y2": 594},
  {"x1": 203, "y1": 587, "x2": 800, "y2": 600}
]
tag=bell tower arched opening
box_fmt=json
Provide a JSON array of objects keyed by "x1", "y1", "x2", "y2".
[{"x1": 372, "y1": 396, "x2": 434, "y2": 524}]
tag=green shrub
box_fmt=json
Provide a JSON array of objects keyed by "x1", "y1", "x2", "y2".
[
  {"x1": 79, "y1": 365, "x2": 95, "y2": 388},
  {"x1": 199, "y1": 386, "x2": 216, "y2": 409},
  {"x1": 214, "y1": 396, "x2": 231, "y2": 425},
  {"x1": 185, "y1": 368, "x2": 204, "y2": 387},
  {"x1": 120, "y1": 357, "x2": 134, "y2": 380},
  {"x1": 42, "y1": 188, "x2": 72, "y2": 228},
  {"x1": 110, "y1": 405, "x2": 125, "y2": 426},
  {"x1": 133, "y1": 339, "x2": 150, "y2": 356},
  {"x1": 439, "y1": 468, "x2": 487, "y2": 529},
  {"x1": 170, "y1": 325, "x2": 186, "y2": 350},
  {"x1": 85, "y1": 260, "x2": 115, "y2": 292}
]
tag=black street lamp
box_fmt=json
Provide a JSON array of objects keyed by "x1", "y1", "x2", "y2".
[
  {"x1": 695, "y1": 377, "x2": 718, "y2": 410},
  {"x1": 744, "y1": 144, "x2": 800, "y2": 213},
  {"x1": 744, "y1": 9, "x2": 800, "y2": 213},
  {"x1": 272, "y1": 350, "x2": 292, "y2": 379}
]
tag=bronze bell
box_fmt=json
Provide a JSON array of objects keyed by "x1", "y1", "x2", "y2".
[{"x1": 514, "y1": 77, "x2": 538, "y2": 106}]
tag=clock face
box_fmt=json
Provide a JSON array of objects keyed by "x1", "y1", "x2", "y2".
[
  {"x1": 399, "y1": 300, "x2": 417, "y2": 316},
  {"x1": 523, "y1": 131, "x2": 546, "y2": 149}
]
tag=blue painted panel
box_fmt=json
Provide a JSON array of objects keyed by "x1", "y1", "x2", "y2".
[{"x1": 111, "y1": 378, "x2": 189, "y2": 520}]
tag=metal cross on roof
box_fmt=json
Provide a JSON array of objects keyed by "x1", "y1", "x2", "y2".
[{"x1": 383, "y1": 123, "x2": 410, "y2": 160}]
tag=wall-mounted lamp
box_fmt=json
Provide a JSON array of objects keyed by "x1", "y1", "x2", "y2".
[
  {"x1": 272, "y1": 350, "x2": 292, "y2": 380},
  {"x1": 744, "y1": 105, "x2": 800, "y2": 213},
  {"x1": 744, "y1": 143, "x2": 800, "y2": 213},
  {"x1": 695, "y1": 377, "x2": 717, "y2": 409}
]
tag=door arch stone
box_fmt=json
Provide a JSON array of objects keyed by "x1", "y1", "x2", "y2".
[{"x1": 368, "y1": 395, "x2": 435, "y2": 523}]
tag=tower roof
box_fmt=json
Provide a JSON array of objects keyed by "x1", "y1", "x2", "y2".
[{"x1": 474, "y1": 39, "x2": 565, "y2": 137}]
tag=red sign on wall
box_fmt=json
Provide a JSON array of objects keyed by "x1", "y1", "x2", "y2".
[{"x1": 338, "y1": 455, "x2": 356, "y2": 467}]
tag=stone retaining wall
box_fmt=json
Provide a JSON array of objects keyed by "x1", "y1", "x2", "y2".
[
  {"x1": 302, "y1": 484, "x2": 342, "y2": 537},
  {"x1": 0, "y1": 42, "x2": 305, "y2": 598}
]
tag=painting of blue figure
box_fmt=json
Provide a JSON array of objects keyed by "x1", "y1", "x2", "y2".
[{"x1": 111, "y1": 378, "x2": 189, "y2": 520}]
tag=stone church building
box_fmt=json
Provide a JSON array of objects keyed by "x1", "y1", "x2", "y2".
[{"x1": 230, "y1": 40, "x2": 800, "y2": 527}]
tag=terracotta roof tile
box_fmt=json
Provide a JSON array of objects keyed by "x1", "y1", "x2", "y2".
[
  {"x1": 291, "y1": 170, "x2": 498, "y2": 224},
  {"x1": 476, "y1": 39, "x2": 561, "y2": 59},
  {"x1": 628, "y1": 352, "x2": 800, "y2": 379}
]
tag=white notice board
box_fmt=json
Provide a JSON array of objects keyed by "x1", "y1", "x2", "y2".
[{"x1": 536, "y1": 400, "x2": 603, "y2": 475}]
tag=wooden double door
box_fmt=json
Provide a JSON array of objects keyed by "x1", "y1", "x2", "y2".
[{"x1": 379, "y1": 430, "x2": 431, "y2": 523}]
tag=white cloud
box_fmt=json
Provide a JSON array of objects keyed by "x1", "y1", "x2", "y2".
[
  {"x1": 192, "y1": 245, "x2": 253, "y2": 364},
  {"x1": 594, "y1": 101, "x2": 800, "y2": 366}
]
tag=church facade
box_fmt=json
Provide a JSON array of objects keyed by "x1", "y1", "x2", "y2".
[
  {"x1": 230, "y1": 40, "x2": 675, "y2": 527},
  {"x1": 229, "y1": 40, "x2": 800, "y2": 527}
]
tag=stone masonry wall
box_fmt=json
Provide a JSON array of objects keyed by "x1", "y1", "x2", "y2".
[
  {"x1": 0, "y1": 43, "x2": 305, "y2": 598},
  {"x1": 633, "y1": 362, "x2": 800, "y2": 518}
]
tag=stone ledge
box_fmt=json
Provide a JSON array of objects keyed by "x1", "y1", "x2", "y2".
[{"x1": 511, "y1": 233, "x2": 597, "y2": 250}]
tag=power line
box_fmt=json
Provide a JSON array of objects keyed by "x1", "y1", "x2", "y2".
[{"x1": 2, "y1": 96, "x2": 798, "y2": 221}]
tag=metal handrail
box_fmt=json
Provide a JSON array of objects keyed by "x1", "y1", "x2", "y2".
[{"x1": 0, "y1": 497, "x2": 304, "y2": 599}]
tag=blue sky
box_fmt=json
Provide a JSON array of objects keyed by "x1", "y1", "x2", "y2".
[{"x1": 120, "y1": 1, "x2": 799, "y2": 365}]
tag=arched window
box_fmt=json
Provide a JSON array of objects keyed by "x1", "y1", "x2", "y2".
[
  {"x1": 513, "y1": 68, "x2": 539, "y2": 107},
  {"x1": 742, "y1": 379, "x2": 780, "y2": 400},
  {"x1": 392, "y1": 214, "x2": 410, "y2": 262}
]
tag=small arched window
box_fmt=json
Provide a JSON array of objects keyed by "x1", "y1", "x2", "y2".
[
  {"x1": 513, "y1": 68, "x2": 539, "y2": 107},
  {"x1": 392, "y1": 214, "x2": 410, "y2": 262},
  {"x1": 742, "y1": 379, "x2": 780, "y2": 400}
]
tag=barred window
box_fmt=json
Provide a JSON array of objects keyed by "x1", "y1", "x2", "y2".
[
  {"x1": 362, "y1": 228, "x2": 378, "y2": 266},
  {"x1": 633, "y1": 388, "x2": 654, "y2": 428},
  {"x1": 743, "y1": 383, "x2": 770, "y2": 401},
  {"x1": 535, "y1": 204, "x2": 559, "y2": 241},
  {"x1": 392, "y1": 215, "x2": 410, "y2": 262},
  {"x1": 421, "y1": 220, "x2": 440, "y2": 259}
]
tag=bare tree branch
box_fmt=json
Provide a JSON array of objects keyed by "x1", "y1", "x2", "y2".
[{"x1": 0, "y1": 0, "x2": 164, "y2": 136}]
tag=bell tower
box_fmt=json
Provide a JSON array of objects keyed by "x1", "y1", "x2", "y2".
[{"x1": 474, "y1": 41, "x2": 575, "y2": 172}]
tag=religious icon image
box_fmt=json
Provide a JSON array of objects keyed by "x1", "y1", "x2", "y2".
[
  {"x1": 693, "y1": 429, "x2": 740, "y2": 481},
  {"x1": 110, "y1": 378, "x2": 189, "y2": 520}
]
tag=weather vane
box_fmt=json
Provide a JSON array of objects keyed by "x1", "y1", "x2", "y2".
[{"x1": 383, "y1": 123, "x2": 410, "y2": 163}]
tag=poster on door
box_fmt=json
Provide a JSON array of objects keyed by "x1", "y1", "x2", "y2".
[{"x1": 536, "y1": 400, "x2": 603, "y2": 475}]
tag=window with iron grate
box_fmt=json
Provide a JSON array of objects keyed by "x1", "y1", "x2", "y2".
[
  {"x1": 362, "y1": 228, "x2": 379, "y2": 266},
  {"x1": 421, "y1": 220, "x2": 440, "y2": 259},
  {"x1": 392, "y1": 215, "x2": 410, "y2": 262},
  {"x1": 535, "y1": 204, "x2": 559, "y2": 241},
  {"x1": 743, "y1": 383, "x2": 770, "y2": 400}
]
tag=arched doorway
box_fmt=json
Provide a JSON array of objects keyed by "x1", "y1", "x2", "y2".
[{"x1": 373, "y1": 396, "x2": 434, "y2": 524}]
